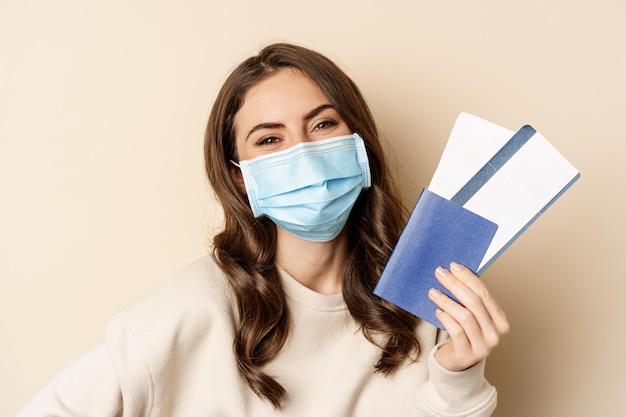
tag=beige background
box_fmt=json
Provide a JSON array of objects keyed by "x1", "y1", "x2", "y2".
[{"x1": 1, "y1": 1, "x2": 624, "y2": 416}]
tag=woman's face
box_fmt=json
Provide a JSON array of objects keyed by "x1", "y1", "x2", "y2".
[{"x1": 232, "y1": 67, "x2": 351, "y2": 162}]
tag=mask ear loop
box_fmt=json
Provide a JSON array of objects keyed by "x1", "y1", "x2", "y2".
[{"x1": 230, "y1": 160, "x2": 241, "y2": 168}]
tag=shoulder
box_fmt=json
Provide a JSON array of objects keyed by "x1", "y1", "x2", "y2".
[
  {"x1": 105, "y1": 255, "x2": 237, "y2": 362},
  {"x1": 102, "y1": 256, "x2": 239, "y2": 413},
  {"x1": 123, "y1": 255, "x2": 232, "y2": 320}
]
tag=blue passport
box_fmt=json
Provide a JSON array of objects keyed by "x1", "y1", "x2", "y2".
[{"x1": 373, "y1": 189, "x2": 498, "y2": 329}]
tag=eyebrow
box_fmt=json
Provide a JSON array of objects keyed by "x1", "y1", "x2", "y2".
[{"x1": 245, "y1": 103, "x2": 337, "y2": 141}]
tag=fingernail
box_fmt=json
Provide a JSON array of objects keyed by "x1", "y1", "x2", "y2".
[
  {"x1": 450, "y1": 262, "x2": 463, "y2": 271},
  {"x1": 435, "y1": 266, "x2": 448, "y2": 277},
  {"x1": 429, "y1": 288, "x2": 442, "y2": 298}
]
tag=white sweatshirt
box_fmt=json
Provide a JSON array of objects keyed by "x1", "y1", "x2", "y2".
[{"x1": 15, "y1": 256, "x2": 497, "y2": 417}]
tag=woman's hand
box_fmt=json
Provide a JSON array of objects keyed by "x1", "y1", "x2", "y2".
[{"x1": 428, "y1": 262, "x2": 510, "y2": 372}]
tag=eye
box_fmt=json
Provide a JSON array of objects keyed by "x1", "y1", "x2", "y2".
[
  {"x1": 313, "y1": 119, "x2": 338, "y2": 131},
  {"x1": 256, "y1": 135, "x2": 281, "y2": 146}
]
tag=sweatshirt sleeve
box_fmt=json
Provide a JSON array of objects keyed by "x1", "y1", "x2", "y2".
[
  {"x1": 12, "y1": 344, "x2": 123, "y2": 417},
  {"x1": 412, "y1": 343, "x2": 497, "y2": 417},
  {"x1": 13, "y1": 311, "x2": 155, "y2": 417}
]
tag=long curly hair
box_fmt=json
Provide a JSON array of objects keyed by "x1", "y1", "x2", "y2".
[{"x1": 204, "y1": 42, "x2": 419, "y2": 408}]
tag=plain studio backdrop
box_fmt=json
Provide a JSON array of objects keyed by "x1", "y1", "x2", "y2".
[{"x1": 1, "y1": 1, "x2": 624, "y2": 416}]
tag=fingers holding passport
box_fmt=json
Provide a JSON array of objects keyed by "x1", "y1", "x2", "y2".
[{"x1": 428, "y1": 262, "x2": 510, "y2": 371}]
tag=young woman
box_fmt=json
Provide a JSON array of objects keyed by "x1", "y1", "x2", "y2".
[{"x1": 15, "y1": 43, "x2": 509, "y2": 417}]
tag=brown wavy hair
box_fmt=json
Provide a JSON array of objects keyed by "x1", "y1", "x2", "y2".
[{"x1": 204, "y1": 43, "x2": 419, "y2": 408}]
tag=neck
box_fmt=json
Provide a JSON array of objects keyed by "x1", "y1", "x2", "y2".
[{"x1": 275, "y1": 228, "x2": 348, "y2": 295}]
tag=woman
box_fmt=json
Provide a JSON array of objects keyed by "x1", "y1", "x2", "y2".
[{"x1": 15, "y1": 43, "x2": 509, "y2": 417}]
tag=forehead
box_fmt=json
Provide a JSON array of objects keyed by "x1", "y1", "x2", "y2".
[{"x1": 233, "y1": 68, "x2": 330, "y2": 132}]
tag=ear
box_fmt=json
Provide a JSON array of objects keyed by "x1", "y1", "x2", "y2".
[{"x1": 229, "y1": 165, "x2": 247, "y2": 194}]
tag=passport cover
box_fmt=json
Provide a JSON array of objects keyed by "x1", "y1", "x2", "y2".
[{"x1": 373, "y1": 189, "x2": 498, "y2": 329}]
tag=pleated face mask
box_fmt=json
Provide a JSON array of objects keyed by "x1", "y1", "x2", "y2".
[{"x1": 232, "y1": 133, "x2": 371, "y2": 242}]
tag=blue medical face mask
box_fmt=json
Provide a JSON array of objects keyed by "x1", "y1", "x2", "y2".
[{"x1": 232, "y1": 133, "x2": 371, "y2": 242}]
